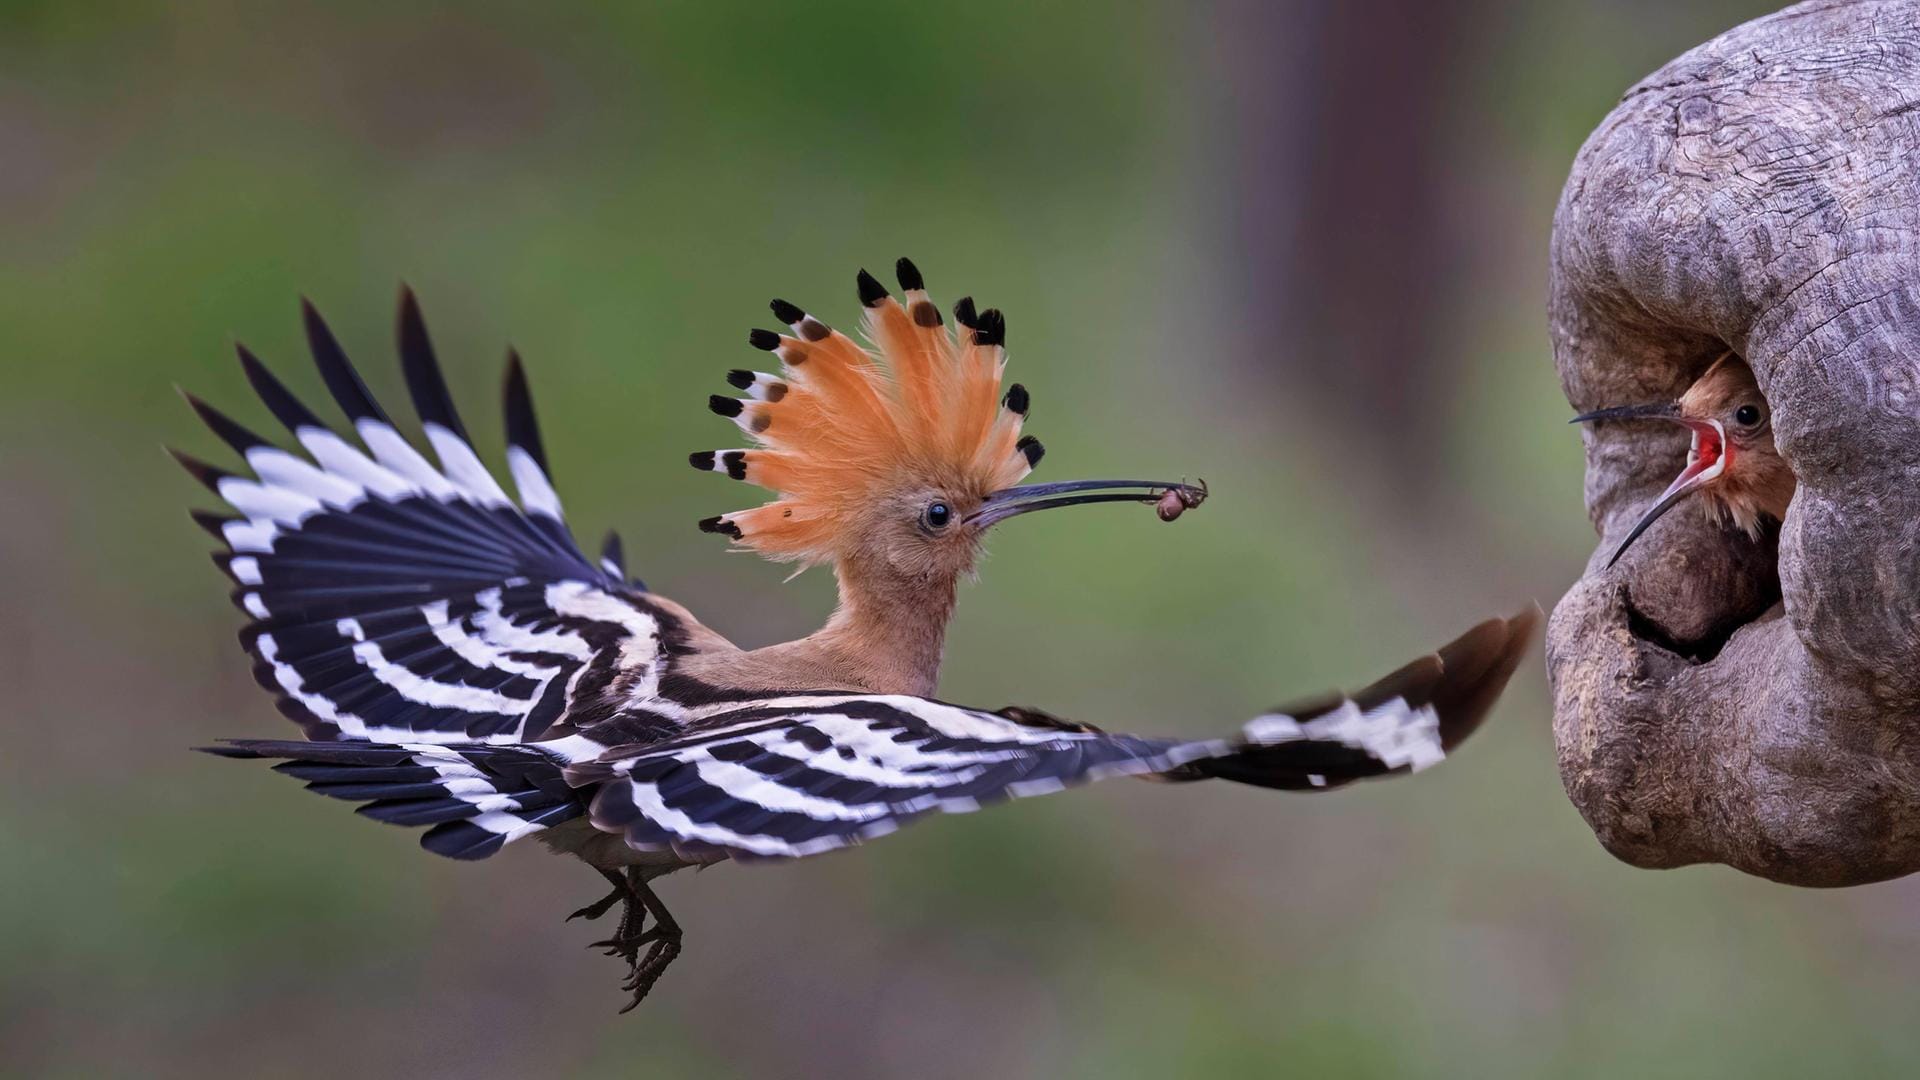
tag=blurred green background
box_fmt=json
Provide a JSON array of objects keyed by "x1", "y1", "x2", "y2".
[{"x1": 7, "y1": 1, "x2": 1914, "y2": 1077}]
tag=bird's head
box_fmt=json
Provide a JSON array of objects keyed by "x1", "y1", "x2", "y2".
[
  {"x1": 693, "y1": 259, "x2": 1204, "y2": 584},
  {"x1": 1572, "y1": 352, "x2": 1794, "y2": 567}
]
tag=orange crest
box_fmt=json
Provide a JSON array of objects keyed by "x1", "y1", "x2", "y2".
[{"x1": 692, "y1": 259, "x2": 1041, "y2": 564}]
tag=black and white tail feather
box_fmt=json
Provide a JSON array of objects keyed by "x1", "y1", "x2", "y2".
[{"x1": 182, "y1": 291, "x2": 1533, "y2": 868}]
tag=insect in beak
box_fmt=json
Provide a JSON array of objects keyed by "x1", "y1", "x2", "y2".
[
  {"x1": 969, "y1": 478, "x2": 1209, "y2": 529},
  {"x1": 1572, "y1": 402, "x2": 1729, "y2": 567}
]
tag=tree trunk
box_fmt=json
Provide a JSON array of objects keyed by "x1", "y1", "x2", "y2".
[{"x1": 1550, "y1": 0, "x2": 1920, "y2": 886}]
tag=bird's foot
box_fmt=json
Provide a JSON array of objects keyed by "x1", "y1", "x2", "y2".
[
  {"x1": 576, "y1": 867, "x2": 684, "y2": 1013},
  {"x1": 618, "y1": 929, "x2": 683, "y2": 1014},
  {"x1": 585, "y1": 888, "x2": 650, "y2": 964}
]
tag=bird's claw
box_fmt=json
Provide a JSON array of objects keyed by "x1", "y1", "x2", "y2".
[
  {"x1": 587, "y1": 930, "x2": 669, "y2": 967},
  {"x1": 566, "y1": 867, "x2": 636, "y2": 923},
  {"x1": 567, "y1": 891, "x2": 626, "y2": 923},
  {"x1": 573, "y1": 867, "x2": 685, "y2": 1013},
  {"x1": 618, "y1": 934, "x2": 683, "y2": 1014}
]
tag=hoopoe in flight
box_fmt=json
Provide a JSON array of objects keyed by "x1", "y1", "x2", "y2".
[
  {"x1": 1572, "y1": 352, "x2": 1794, "y2": 567},
  {"x1": 179, "y1": 259, "x2": 1537, "y2": 1012}
]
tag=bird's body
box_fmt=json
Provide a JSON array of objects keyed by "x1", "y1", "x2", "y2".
[{"x1": 180, "y1": 260, "x2": 1535, "y2": 1011}]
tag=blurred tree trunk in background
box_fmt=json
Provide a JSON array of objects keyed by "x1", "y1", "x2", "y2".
[{"x1": 1214, "y1": 0, "x2": 1493, "y2": 497}]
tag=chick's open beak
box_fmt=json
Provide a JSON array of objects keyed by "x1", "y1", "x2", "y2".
[
  {"x1": 970, "y1": 479, "x2": 1208, "y2": 528},
  {"x1": 1572, "y1": 402, "x2": 1729, "y2": 567}
]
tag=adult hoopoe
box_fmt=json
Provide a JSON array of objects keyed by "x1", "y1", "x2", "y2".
[
  {"x1": 180, "y1": 260, "x2": 1537, "y2": 1012},
  {"x1": 1572, "y1": 352, "x2": 1793, "y2": 567}
]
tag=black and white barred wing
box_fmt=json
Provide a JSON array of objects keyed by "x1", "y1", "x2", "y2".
[
  {"x1": 570, "y1": 697, "x2": 1219, "y2": 860},
  {"x1": 176, "y1": 291, "x2": 655, "y2": 745},
  {"x1": 204, "y1": 738, "x2": 587, "y2": 859},
  {"x1": 569, "y1": 607, "x2": 1537, "y2": 861}
]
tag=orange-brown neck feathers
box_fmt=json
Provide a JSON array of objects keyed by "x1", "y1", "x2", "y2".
[{"x1": 690, "y1": 259, "x2": 1042, "y2": 566}]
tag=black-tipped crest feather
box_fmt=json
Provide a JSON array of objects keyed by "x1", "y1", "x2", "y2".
[
  {"x1": 974, "y1": 309, "x2": 1006, "y2": 347},
  {"x1": 1003, "y1": 383, "x2": 1030, "y2": 416}
]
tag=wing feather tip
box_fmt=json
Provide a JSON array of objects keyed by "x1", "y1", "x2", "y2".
[
  {"x1": 167, "y1": 446, "x2": 231, "y2": 491},
  {"x1": 303, "y1": 297, "x2": 389, "y2": 424}
]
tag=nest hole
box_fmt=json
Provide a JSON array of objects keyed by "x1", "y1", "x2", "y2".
[{"x1": 1622, "y1": 538, "x2": 1780, "y2": 663}]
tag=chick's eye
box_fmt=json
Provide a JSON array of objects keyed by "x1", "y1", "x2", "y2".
[
  {"x1": 1735, "y1": 403, "x2": 1763, "y2": 427},
  {"x1": 922, "y1": 502, "x2": 952, "y2": 530}
]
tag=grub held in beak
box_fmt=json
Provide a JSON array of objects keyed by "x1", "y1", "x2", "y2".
[
  {"x1": 1574, "y1": 403, "x2": 1729, "y2": 567},
  {"x1": 970, "y1": 478, "x2": 1209, "y2": 529}
]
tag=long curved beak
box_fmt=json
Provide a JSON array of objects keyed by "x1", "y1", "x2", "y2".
[
  {"x1": 970, "y1": 479, "x2": 1208, "y2": 529},
  {"x1": 1569, "y1": 401, "x2": 1680, "y2": 424},
  {"x1": 1586, "y1": 412, "x2": 1729, "y2": 567}
]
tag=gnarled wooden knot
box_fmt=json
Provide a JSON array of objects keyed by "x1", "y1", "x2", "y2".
[{"x1": 1550, "y1": 0, "x2": 1920, "y2": 887}]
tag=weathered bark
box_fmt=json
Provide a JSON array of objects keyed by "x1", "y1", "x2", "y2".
[{"x1": 1550, "y1": 0, "x2": 1920, "y2": 886}]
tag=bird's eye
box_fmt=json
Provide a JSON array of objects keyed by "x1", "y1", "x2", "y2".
[
  {"x1": 921, "y1": 502, "x2": 952, "y2": 531},
  {"x1": 1735, "y1": 403, "x2": 1763, "y2": 427}
]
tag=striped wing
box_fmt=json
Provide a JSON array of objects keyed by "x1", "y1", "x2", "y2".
[
  {"x1": 205, "y1": 738, "x2": 589, "y2": 860},
  {"x1": 566, "y1": 611, "x2": 1534, "y2": 860},
  {"x1": 570, "y1": 696, "x2": 1217, "y2": 860},
  {"x1": 194, "y1": 611, "x2": 1533, "y2": 863},
  {"x1": 177, "y1": 291, "x2": 656, "y2": 745}
]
